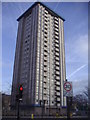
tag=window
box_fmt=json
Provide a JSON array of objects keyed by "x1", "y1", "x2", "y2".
[
  {"x1": 25, "y1": 40, "x2": 27, "y2": 43},
  {"x1": 45, "y1": 31, "x2": 47, "y2": 34},
  {"x1": 44, "y1": 44, "x2": 47, "y2": 47},
  {"x1": 44, "y1": 54, "x2": 47, "y2": 57},
  {"x1": 28, "y1": 35, "x2": 30, "y2": 37},
  {"x1": 44, "y1": 59, "x2": 47, "y2": 62},
  {"x1": 27, "y1": 48, "x2": 29, "y2": 51},
  {"x1": 44, "y1": 49, "x2": 47, "y2": 52}
]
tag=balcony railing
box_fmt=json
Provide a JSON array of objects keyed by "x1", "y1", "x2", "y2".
[
  {"x1": 54, "y1": 31, "x2": 59, "y2": 35},
  {"x1": 54, "y1": 20, "x2": 58, "y2": 25},
  {"x1": 54, "y1": 27, "x2": 59, "y2": 32},
  {"x1": 55, "y1": 47, "x2": 59, "y2": 51},
  {"x1": 54, "y1": 24, "x2": 58, "y2": 28},
  {"x1": 55, "y1": 35, "x2": 59, "y2": 39},
  {"x1": 54, "y1": 17, "x2": 58, "y2": 21},
  {"x1": 55, "y1": 81, "x2": 60, "y2": 86}
]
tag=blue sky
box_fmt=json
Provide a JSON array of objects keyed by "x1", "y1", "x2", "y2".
[{"x1": 2, "y1": 2, "x2": 88, "y2": 95}]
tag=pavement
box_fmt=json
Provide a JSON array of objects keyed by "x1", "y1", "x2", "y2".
[{"x1": 1, "y1": 116, "x2": 89, "y2": 120}]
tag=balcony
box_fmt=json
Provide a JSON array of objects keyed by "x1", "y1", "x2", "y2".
[
  {"x1": 55, "y1": 92, "x2": 60, "y2": 97},
  {"x1": 44, "y1": 34, "x2": 47, "y2": 38},
  {"x1": 55, "y1": 81, "x2": 60, "y2": 86},
  {"x1": 55, "y1": 92, "x2": 60, "y2": 96},
  {"x1": 55, "y1": 71, "x2": 59, "y2": 75},
  {"x1": 44, "y1": 75, "x2": 47, "y2": 80},
  {"x1": 55, "y1": 74, "x2": 60, "y2": 77},
  {"x1": 44, "y1": 68, "x2": 47, "y2": 72},
  {"x1": 55, "y1": 76, "x2": 60, "y2": 81},
  {"x1": 43, "y1": 96, "x2": 47, "y2": 100},
  {"x1": 44, "y1": 80, "x2": 47, "y2": 83},
  {"x1": 55, "y1": 44, "x2": 59, "y2": 49},
  {"x1": 54, "y1": 24, "x2": 58, "y2": 28},
  {"x1": 55, "y1": 55, "x2": 59, "y2": 59},
  {"x1": 55, "y1": 61, "x2": 60, "y2": 65},
  {"x1": 55, "y1": 72, "x2": 60, "y2": 77},
  {"x1": 54, "y1": 27, "x2": 59, "y2": 32},
  {"x1": 55, "y1": 61, "x2": 59, "y2": 66},
  {"x1": 55, "y1": 35, "x2": 59, "y2": 39},
  {"x1": 54, "y1": 60, "x2": 59, "y2": 65},
  {"x1": 55, "y1": 57, "x2": 59, "y2": 61},
  {"x1": 44, "y1": 64, "x2": 47, "y2": 68},
  {"x1": 55, "y1": 52, "x2": 59, "y2": 56},
  {"x1": 56, "y1": 46, "x2": 59, "y2": 51},
  {"x1": 43, "y1": 84, "x2": 47, "y2": 89},
  {"x1": 56, "y1": 63, "x2": 60, "y2": 70},
  {"x1": 44, "y1": 25, "x2": 47, "y2": 29},
  {"x1": 54, "y1": 63, "x2": 59, "y2": 67},
  {"x1": 44, "y1": 54, "x2": 47, "y2": 58},
  {"x1": 56, "y1": 88, "x2": 60, "y2": 91},
  {"x1": 44, "y1": 66, "x2": 47, "y2": 71},
  {"x1": 54, "y1": 20, "x2": 58, "y2": 25},
  {"x1": 44, "y1": 44, "x2": 47, "y2": 48},
  {"x1": 44, "y1": 74, "x2": 47, "y2": 78},
  {"x1": 44, "y1": 49, "x2": 48, "y2": 53},
  {"x1": 54, "y1": 17, "x2": 58, "y2": 21},
  {"x1": 44, "y1": 21, "x2": 47, "y2": 25},
  {"x1": 55, "y1": 79, "x2": 60, "y2": 83},
  {"x1": 57, "y1": 97, "x2": 60, "y2": 101},
  {"x1": 44, "y1": 46, "x2": 48, "y2": 50},
  {"x1": 54, "y1": 31, "x2": 59, "y2": 36},
  {"x1": 44, "y1": 51, "x2": 47, "y2": 56},
  {"x1": 55, "y1": 48, "x2": 59, "y2": 52},
  {"x1": 44, "y1": 26, "x2": 47, "y2": 30},
  {"x1": 44, "y1": 59, "x2": 47, "y2": 63},
  {"x1": 56, "y1": 87, "x2": 60, "y2": 91},
  {"x1": 44, "y1": 13, "x2": 48, "y2": 18},
  {"x1": 44, "y1": 56, "x2": 47, "y2": 61},
  {"x1": 54, "y1": 52, "x2": 58, "y2": 56},
  {"x1": 45, "y1": 18, "x2": 48, "y2": 22},
  {"x1": 44, "y1": 62, "x2": 47, "y2": 66},
  {"x1": 55, "y1": 38, "x2": 59, "y2": 42},
  {"x1": 55, "y1": 66, "x2": 60, "y2": 71},
  {"x1": 45, "y1": 10, "x2": 48, "y2": 14},
  {"x1": 44, "y1": 41, "x2": 47, "y2": 46},
  {"x1": 44, "y1": 39, "x2": 47, "y2": 43},
  {"x1": 44, "y1": 29, "x2": 47, "y2": 34}
]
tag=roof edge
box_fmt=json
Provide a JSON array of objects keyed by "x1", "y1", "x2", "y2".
[{"x1": 17, "y1": 2, "x2": 65, "y2": 22}]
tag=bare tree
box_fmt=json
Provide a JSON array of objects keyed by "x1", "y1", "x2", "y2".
[
  {"x1": 83, "y1": 87, "x2": 88, "y2": 98},
  {"x1": 72, "y1": 93, "x2": 88, "y2": 116}
]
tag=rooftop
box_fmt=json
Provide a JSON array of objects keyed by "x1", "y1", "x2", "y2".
[{"x1": 17, "y1": 2, "x2": 65, "y2": 21}]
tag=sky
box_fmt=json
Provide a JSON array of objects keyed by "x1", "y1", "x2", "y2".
[{"x1": 2, "y1": 1, "x2": 88, "y2": 96}]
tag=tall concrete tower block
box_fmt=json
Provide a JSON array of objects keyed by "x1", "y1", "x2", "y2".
[{"x1": 11, "y1": 2, "x2": 66, "y2": 107}]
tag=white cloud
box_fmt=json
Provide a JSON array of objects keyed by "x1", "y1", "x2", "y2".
[
  {"x1": 67, "y1": 64, "x2": 87, "y2": 79},
  {"x1": 66, "y1": 34, "x2": 88, "y2": 95},
  {"x1": 65, "y1": 34, "x2": 88, "y2": 63},
  {"x1": 72, "y1": 79, "x2": 88, "y2": 95},
  {"x1": 75, "y1": 34, "x2": 88, "y2": 58}
]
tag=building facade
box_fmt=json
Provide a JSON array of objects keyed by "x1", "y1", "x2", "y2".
[{"x1": 11, "y1": 2, "x2": 66, "y2": 107}]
